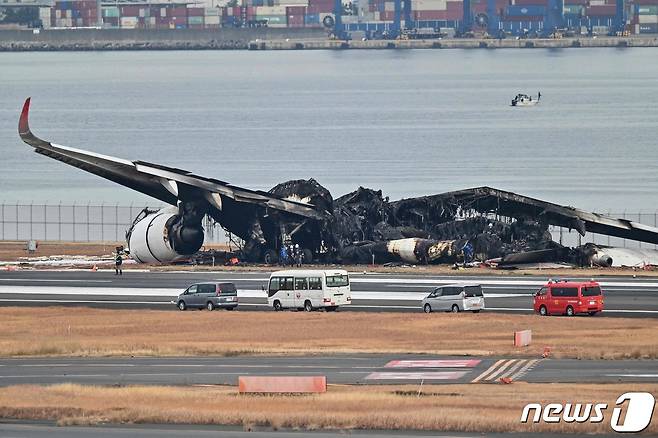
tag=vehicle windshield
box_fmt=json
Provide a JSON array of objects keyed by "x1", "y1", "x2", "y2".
[
  {"x1": 464, "y1": 286, "x2": 483, "y2": 297},
  {"x1": 326, "y1": 275, "x2": 349, "y2": 287},
  {"x1": 581, "y1": 286, "x2": 601, "y2": 297}
]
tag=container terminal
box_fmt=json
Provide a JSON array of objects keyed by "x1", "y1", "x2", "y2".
[{"x1": 1, "y1": 0, "x2": 658, "y2": 48}]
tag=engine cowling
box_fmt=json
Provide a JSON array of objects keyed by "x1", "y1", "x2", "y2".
[{"x1": 128, "y1": 207, "x2": 205, "y2": 263}]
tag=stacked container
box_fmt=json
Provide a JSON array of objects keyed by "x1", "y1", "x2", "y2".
[
  {"x1": 52, "y1": 0, "x2": 98, "y2": 28},
  {"x1": 634, "y1": 0, "x2": 658, "y2": 33}
]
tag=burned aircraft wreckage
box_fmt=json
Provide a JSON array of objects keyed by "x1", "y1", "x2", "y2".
[{"x1": 18, "y1": 98, "x2": 658, "y2": 266}]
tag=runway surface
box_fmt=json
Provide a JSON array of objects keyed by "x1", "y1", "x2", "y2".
[
  {"x1": 0, "y1": 270, "x2": 657, "y2": 317},
  {"x1": 1, "y1": 355, "x2": 656, "y2": 386},
  {"x1": 0, "y1": 423, "x2": 623, "y2": 438}
]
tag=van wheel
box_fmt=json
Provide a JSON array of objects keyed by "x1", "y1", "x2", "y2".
[
  {"x1": 273, "y1": 300, "x2": 282, "y2": 311},
  {"x1": 423, "y1": 304, "x2": 432, "y2": 313},
  {"x1": 206, "y1": 302, "x2": 215, "y2": 311},
  {"x1": 539, "y1": 305, "x2": 548, "y2": 316},
  {"x1": 451, "y1": 304, "x2": 460, "y2": 313},
  {"x1": 304, "y1": 300, "x2": 313, "y2": 312},
  {"x1": 177, "y1": 301, "x2": 186, "y2": 311},
  {"x1": 566, "y1": 306, "x2": 574, "y2": 316}
]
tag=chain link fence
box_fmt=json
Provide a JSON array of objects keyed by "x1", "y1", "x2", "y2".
[
  {"x1": 0, "y1": 202, "x2": 225, "y2": 244},
  {"x1": 0, "y1": 202, "x2": 656, "y2": 249}
]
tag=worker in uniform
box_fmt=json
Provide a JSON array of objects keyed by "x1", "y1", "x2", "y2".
[{"x1": 114, "y1": 252, "x2": 123, "y2": 276}]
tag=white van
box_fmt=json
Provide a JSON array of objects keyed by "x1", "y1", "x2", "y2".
[{"x1": 267, "y1": 269, "x2": 351, "y2": 312}]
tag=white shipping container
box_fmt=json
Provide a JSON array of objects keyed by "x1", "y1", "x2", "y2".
[
  {"x1": 341, "y1": 15, "x2": 358, "y2": 22},
  {"x1": 205, "y1": 15, "x2": 220, "y2": 23},
  {"x1": 278, "y1": 0, "x2": 308, "y2": 5},
  {"x1": 149, "y1": 16, "x2": 156, "y2": 24},
  {"x1": 385, "y1": 1, "x2": 395, "y2": 11},
  {"x1": 55, "y1": 9, "x2": 61, "y2": 18},
  {"x1": 592, "y1": 25, "x2": 609, "y2": 33},
  {"x1": 412, "y1": 0, "x2": 447, "y2": 10},
  {"x1": 120, "y1": 16, "x2": 138, "y2": 27},
  {"x1": 139, "y1": 8, "x2": 146, "y2": 17},
  {"x1": 161, "y1": 8, "x2": 167, "y2": 17},
  {"x1": 256, "y1": 5, "x2": 287, "y2": 14},
  {"x1": 638, "y1": 14, "x2": 658, "y2": 23},
  {"x1": 205, "y1": 7, "x2": 221, "y2": 15},
  {"x1": 268, "y1": 22, "x2": 288, "y2": 27},
  {"x1": 589, "y1": 0, "x2": 605, "y2": 5},
  {"x1": 634, "y1": 23, "x2": 640, "y2": 33}
]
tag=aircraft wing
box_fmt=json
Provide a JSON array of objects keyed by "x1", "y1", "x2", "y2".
[{"x1": 18, "y1": 98, "x2": 327, "y2": 220}]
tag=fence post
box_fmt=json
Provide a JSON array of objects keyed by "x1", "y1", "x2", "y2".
[
  {"x1": 58, "y1": 202, "x2": 61, "y2": 241},
  {"x1": 1, "y1": 202, "x2": 4, "y2": 240},
  {"x1": 101, "y1": 202, "x2": 105, "y2": 243},
  {"x1": 115, "y1": 203, "x2": 119, "y2": 243},
  {"x1": 44, "y1": 203, "x2": 47, "y2": 241},
  {"x1": 15, "y1": 202, "x2": 19, "y2": 240},
  {"x1": 72, "y1": 202, "x2": 76, "y2": 241}
]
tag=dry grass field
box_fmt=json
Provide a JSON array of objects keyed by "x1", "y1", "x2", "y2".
[
  {"x1": 0, "y1": 383, "x2": 655, "y2": 433},
  {"x1": 1, "y1": 307, "x2": 656, "y2": 359}
]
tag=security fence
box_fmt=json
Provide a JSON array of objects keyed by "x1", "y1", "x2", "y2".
[
  {"x1": 0, "y1": 202, "x2": 656, "y2": 250},
  {"x1": 0, "y1": 202, "x2": 225, "y2": 244}
]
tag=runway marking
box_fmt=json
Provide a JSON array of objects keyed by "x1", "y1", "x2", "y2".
[
  {"x1": 0, "y1": 279, "x2": 112, "y2": 283},
  {"x1": 365, "y1": 371, "x2": 468, "y2": 380},
  {"x1": 471, "y1": 359, "x2": 539, "y2": 383},
  {"x1": 605, "y1": 374, "x2": 658, "y2": 378},
  {"x1": 385, "y1": 359, "x2": 481, "y2": 368}
]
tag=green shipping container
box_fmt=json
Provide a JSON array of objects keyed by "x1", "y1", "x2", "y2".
[
  {"x1": 255, "y1": 14, "x2": 286, "y2": 24},
  {"x1": 103, "y1": 7, "x2": 119, "y2": 17},
  {"x1": 188, "y1": 16, "x2": 203, "y2": 24},
  {"x1": 563, "y1": 5, "x2": 583, "y2": 14},
  {"x1": 638, "y1": 5, "x2": 658, "y2": 14}
]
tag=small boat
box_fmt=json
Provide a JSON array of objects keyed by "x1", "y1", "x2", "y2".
[{"x1": 511, "y1": 92, "x2": 541, "y2": 107}]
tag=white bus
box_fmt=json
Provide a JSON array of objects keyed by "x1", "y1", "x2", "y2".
[{"x1": 267, "y1": 269, "x2": 351, "y2": 312}]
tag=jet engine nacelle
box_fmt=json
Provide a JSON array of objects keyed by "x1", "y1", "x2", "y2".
[{"x1": 128, "y1": 207, "x2": 204, "y2": 263}]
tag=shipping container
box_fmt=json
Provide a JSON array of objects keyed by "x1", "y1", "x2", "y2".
[
  {"x1": 305, "y1": 12, "x2": 320, "y2": 22},
  {"x1": 412, "y1": 0, "x2": 448, "y2": 10},
  {"x1": 120, "y1": 16, "x2": 138, "y2": 27},
  {"x1": 586, "y1": 4, "x2": 616, "y2": 15},
  {"x1": 563, "y1": 4, "x2": 583, "y2": 14},
  {"x1": 414, "y1": 10, "x2": 448, "y2": 18},
  {"x1": 188, "y1": 7, "x2": 205, "y2": 16},
  {"x1": 512, "y1": 0, "x2": 547, "y2": 5},
  {"x1": 256, "y1": 5, "x2": 287, "y2": 14},
  {"x1": 288, "y1": 14, "x2": 305, "y2": 25},
  {"x1": 506, "y1": 5, "x2": 545, "y2": 15},
  {"x1": 205, "y1": 15, "x2": 220, "y2": 23},
  {"x1": 638, "y1": 13, "x2": 658, "y2": 22},
  {"x1": 102, "y1": 6, "x2": 119, "y2": 17},
  {"x1": 205, "y1": 7, "x2": 221, "y2": 15},
  {"x1": 188, "y1": 15, "x2": 203, "y2": 24},
  {"x1": 635, "y1": 0, "x2": 658, "y2": 5},
  {"x1": 636, "y1": 5, "x2": 658, "y2": 14},
  {"x1": 286, "y1": 5, "x2": 307, "y2": 14},
  {"x1": 639, "y1": 22, "x2": 658, "y2": 31}
]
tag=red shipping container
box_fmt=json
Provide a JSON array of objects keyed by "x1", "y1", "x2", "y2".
[
  {"x1": 173, "y1": 15, "x2": 186, "y2": 24},
  {"x1": 414, "y1": 10, "x2": 448, "y2": 19},
  {"x1": 188, "y1": 7, "x2": 204, "y2": 16},
  {"x1": 287, "y1": 6, "x2": 307, "y2": 14},
  {"x1": 121, "y1": 6, "x2": 140, "y2": 16},
  {"x1": 380, "y1": 10, "x2": 393, "y2": 19},
  {"x1": 167, "y1": 7, "x2": 187, "y2": 16},
  {"x1": 586, "y1": 4, "x2": 616, "y2": 15},
  {"x1": 288, "y1": 14, "x2": 304, "y2": 26}
]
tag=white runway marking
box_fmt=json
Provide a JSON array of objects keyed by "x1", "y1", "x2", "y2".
[{"x1": 605, "y1": 374, "x2": 658, "y2": 378}]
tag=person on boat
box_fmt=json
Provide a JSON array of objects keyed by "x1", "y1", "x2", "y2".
[{"x1": 538, "y1": 91, "x2": 541, "y2": 100}]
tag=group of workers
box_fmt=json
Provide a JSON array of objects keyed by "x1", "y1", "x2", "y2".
[{"x1": 279, "y1": 243, "x2": 304, "y2": 267}]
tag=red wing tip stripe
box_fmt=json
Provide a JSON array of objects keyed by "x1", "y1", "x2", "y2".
[{"x1": 385, "y1": 359, "x2": 482, "y2": 368}]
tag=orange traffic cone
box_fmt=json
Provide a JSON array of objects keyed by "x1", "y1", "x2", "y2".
[{"x1": 542, "y1": 346, "x2": 551, "y2": 358}]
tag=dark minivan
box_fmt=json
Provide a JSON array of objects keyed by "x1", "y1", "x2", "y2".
[{"x1": 176, "y1": 282, "x2": 238, "y2": 311}]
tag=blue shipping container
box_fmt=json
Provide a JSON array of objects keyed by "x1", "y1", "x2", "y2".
[
  {"x1": 305, "y1": 13, "x2": 319, "y2": 23},
  {"x1": 639, "y1": 23, "x2": 658, "y2": 32},
  {"x1": 506, "y1": 5, "x2": 545, "y2": 16}
]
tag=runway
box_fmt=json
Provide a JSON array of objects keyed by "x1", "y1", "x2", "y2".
[
  {"x1": 0, "y1": 355, "x2": 656, "y2": 386},
  {"x1": 0, "y1": 270, "x2": 657, "y2": 317},
  {"x1": 0, "y1": 423, "x2": 624, "y2": 438}
]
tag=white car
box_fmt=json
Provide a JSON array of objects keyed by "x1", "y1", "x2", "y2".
[{"x1": 422, "y1": 283, "x2": 485, "y2": 313}]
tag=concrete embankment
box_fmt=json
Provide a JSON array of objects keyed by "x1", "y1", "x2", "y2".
[
  {"x1": 0, "y1": 27, "x2": 325, "y2": 51},
  {"x1": 254, "y1": 35, "x2": 658, "y2": 49},
  {"x1": 1, "y1": 28, "x2": 658, "y2": 50}
]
